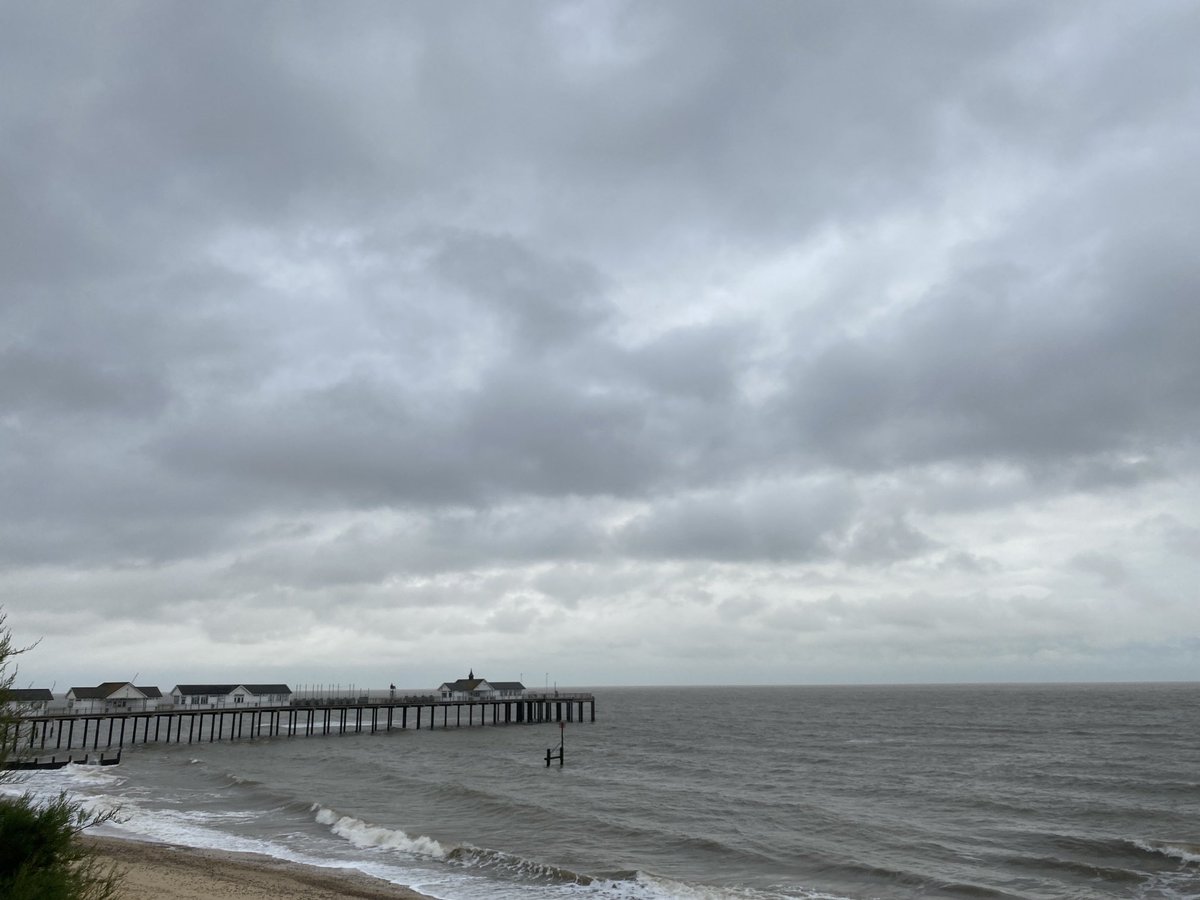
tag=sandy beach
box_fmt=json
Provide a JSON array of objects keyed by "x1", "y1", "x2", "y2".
[{"x1": 85, "y1": 835, "x2": 435, "y2": 900}]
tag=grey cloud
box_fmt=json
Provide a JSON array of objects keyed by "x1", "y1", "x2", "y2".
[
  {"x1": 460, "y1": 362, "x2": 671, "y2": 498},
  {"x1": 780, "y1": 219, "x2": 1200, "y2": 476},
  {"x1": 617, "y1": 480, "x2": 855, "y2": 562},
  {"x1": 3, "y1": 2, "x2": 1200, "y2": 685},
  {"x1": 531, "y1": 564, "x2": 653, "y2": 610},
  {"x1": 223, "y1": 503, "x2": 610, "y2": 591},
  {"x1": 1069, "y1": 552, "x2": 1129, "y2": 588},
  {"x1": 839, "y1": 516, "x2": 938, "y2": 566},
  {"x1": 717, "y1": 595, "x2": 768, "y2": 623},
  {"x1": 1150, "y1": 516, "x2": 1200, "y2": 558},
  {"x1": 432, "y1": 231, "x2": 611, "y2": 349},
  {"x1": 0, "y1": 342, "x2": 168, "y2": 420},
  {"x1": 619, "y1": 323, "x2": 756, "y2": 402},
  {"x1": 152, "y1": 376, "x2": 472, "y2": 506},
  {"x1": 936, "y1": 551, "x2": 1002, "y2": 575}
]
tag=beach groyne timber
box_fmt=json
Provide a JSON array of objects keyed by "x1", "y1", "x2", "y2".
[{"x1": 4, "y1": 692, "x2": 595, "y2": 758}]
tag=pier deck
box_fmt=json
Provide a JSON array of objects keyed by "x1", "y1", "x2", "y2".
[{"x1": 4, "y1": 693, "x2": 595, "y2": 758}]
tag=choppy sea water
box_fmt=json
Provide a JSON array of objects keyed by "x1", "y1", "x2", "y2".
[{"x1": 5, "y1": 684, "x2": 1200, "y2": 899}]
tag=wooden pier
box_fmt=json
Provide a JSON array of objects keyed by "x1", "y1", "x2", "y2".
[{"x1": 4, "y1": 693, "x2": 595, "y2": 758}]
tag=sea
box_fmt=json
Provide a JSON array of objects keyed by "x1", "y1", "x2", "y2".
[{"x1": 4, "y1": 684, "x2": 1200, "y2": 900}]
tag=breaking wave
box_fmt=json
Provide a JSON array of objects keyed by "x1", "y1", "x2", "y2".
[
  {"x1": 1130, "y1": 839, "x2": 1200, "y2": 866},
  {"x1": 311, "y1": 803, "x2": 446, "y2": 857},
  {"x1": 446, "y1": 845, "x2": 595, "y2": 885}
]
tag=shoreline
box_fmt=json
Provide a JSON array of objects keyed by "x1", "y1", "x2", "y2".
[{"x1": 84, "y1": 834, "x2": 437, "y2": 900}]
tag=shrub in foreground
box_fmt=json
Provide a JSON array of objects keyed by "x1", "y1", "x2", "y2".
[
  {"x1": 1, "y1": 609, "x2": 123, "y2": 899},
  {"x1": 0, "y1": 791, "x2": 121, "y2": 900}
]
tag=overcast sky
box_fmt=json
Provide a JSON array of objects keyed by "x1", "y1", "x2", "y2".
[{"x1": 3, "y1": 1, "x2": 1199, "y2": 690}]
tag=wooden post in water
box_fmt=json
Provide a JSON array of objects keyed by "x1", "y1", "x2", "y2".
[{"x1": 545, "y1": 721, "x2": 565, "y2": 767}]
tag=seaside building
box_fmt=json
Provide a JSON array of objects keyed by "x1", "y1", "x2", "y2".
[
  {"x1": 66, "y1": 682, "x2": 163, "y2": 714},
  {"x1": 489, "y1": 681, "x2": 527, "y2": 699},
  {"x1": 437, "y1": 671, "x2": 526, "y2": 701},
  {"x1": 3, "y1": 688, "x2": 54, "y2": 715},
  {"x1": 170, "y1": 684, "x2": 293, "y2": 709}
]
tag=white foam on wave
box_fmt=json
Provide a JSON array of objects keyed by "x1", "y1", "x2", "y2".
[
  {"x1": 0, "y1": 781, "x2": 114, "y2": 835},
  {"x1": 5, "y1": 766, "x2": 822, "y2": 900},
  {"x1": 103, "y1": 798, "x2": 458, "y2": 898},
  {"x1": 6, "y1": 762, "x2": 126, "y2": 790},
  {"x1": 442, "y1": 846, "x2": 844, "y2": 900},
  {"x1": 2, "y1": 760, "x2": 462, "y2": 899},
  {"x1": 0, "y1": 764, "x2": 125, "y2": 822},
  {"x1": 391, "y1": 864, "x2": 844, "y2": 900},
  {"x1": 1132, "y1": 839, "x2": 1200, "y2": 865},
  {"x1": 616, "y1": 871, "x2": 852, "y2": 900},
  {"x1": 312, "y1": 803, "x2": 446, "y2": 858}
]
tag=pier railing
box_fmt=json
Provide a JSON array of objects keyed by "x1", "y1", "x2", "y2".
[{"x1": 3, "y1": 692, "x2": 596, "y2": 762}]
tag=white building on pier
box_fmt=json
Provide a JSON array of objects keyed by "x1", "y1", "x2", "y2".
[
  {"x1": 66, "y1": 682, "x2": 163, "y2": 714},
  {"x1": 437, "y1": 671, "x2": 526, "y2": 701},
  {"x1": 170, "y1": 684, "x2": 293, "y2": 709}
]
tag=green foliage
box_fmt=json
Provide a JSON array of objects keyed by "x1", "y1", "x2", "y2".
[
  {"x1": 0, "y1": 611, "x2": 124, "y2": 899},
  {"x1": 0, "y1": 793, "x2": 121, "y2": 900}
]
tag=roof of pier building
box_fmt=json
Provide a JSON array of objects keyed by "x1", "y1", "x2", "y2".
[
  {"x1": 173, "y1": 684, "x2": 238, "y2": 695},
  {"x1": 172, "y1": 684, "x2": 292, "y2": 695},
  {"x1": 438, "y1": 678, "x2": 525, "y2": 694},
  {"x1": 442, "y1": 677, "x2": 487, "y2": 692},
  {"x1": 7, "y1": 688, "x2": 54, "y2": 701},
  {"x1": 67, "y1": 682, "x2": 162, "y2": 699}
]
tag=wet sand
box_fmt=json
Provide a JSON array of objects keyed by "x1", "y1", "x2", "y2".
[{"x1": 85, "y1": 835, "x2": 435, "y2": 900}]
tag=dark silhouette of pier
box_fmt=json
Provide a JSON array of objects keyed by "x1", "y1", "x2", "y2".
[{"x1": 4, "y1": 692, "x2": 596, "y2": 761}]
